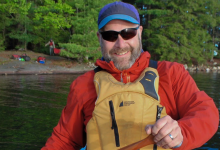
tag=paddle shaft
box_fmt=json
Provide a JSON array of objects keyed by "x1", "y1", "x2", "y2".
[{"x1": 118, "y1": 134, "x2": 155, "y2": 150}]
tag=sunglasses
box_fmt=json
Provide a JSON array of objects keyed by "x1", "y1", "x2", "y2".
[{"x1": 99, "y1": 25, "x2": 140, "y2": 42}]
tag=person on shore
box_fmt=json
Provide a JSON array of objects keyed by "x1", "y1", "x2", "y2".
[
  {"x1": 41, "y1": 2, "x2": 219, "y2": 150},
  {"x1": 45, "y1": 39, "x2": 55, "y2": 56}
]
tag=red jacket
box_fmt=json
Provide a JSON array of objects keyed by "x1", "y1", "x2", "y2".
[{"x1": 42, "y1": 52, "x2": 219, "y2": 150}]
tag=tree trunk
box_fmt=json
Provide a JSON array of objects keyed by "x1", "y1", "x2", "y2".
[{"x1": 210, "y1": 30, "x2": 215, "y2": 62}]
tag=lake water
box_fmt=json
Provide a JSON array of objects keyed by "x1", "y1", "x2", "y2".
[{"x1": 0, "y1": 72, "x2": 219, "y2": 150}]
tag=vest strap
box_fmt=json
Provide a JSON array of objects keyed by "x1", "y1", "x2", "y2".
[
  {"x1": 149, "y1": 60, "x2": 157, "y2": 69},
  {"x1": 94, "y1": 66, "x2": 103, "y2": 73}
]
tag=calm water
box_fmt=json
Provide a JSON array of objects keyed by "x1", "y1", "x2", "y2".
[{"x1": 0, "y1": 72, "x2": 219, "y2": 150}]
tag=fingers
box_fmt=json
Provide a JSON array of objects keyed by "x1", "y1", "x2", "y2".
[
  {"x1": 145, "y1": 115, "x2": 173, "y2": 136},
  {"x1": 159, "y1": 134, "x2": 183, "y2": 149},
  {"x1": 145, "y1": 115, "x2": 183, "y2": 149},
  {"x1": 145, "y1": 125, "x2": 153, "y2": 135},
  {"x1": 153, "y1": 116, "x2": 178, "y2": 142},
  {"x1": 157, "y1": 129, "x2": 181, "y2": 148}
]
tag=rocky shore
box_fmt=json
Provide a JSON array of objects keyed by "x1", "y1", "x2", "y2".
[
  {"x1": 184, "y1": 61, "x2": 220, "y2": 73},
  {"x1": 0, "y1": 50, "x2": 95, "y2": 75}
]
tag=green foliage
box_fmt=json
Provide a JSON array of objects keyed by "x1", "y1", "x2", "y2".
[
  {"x1": 1, "y1": 0, "x2": 33, "y2": 50},
  {"x1": 32, "y1": 0, "x2": 75, "y2": 50},
  {"x1": 33, "y1": 0, "x2": 115, "y2": 62},
  {"x1": 59, "y1": 43, "x2": 102, "y2": 62},
  {"x1": 132, "y1": 0, "x2": 220, "y2": 65},
  {"x1": 63, "y1": 0, "x2": 116, "y2": 61},
  {"x1": 0, "y1": 35, "x2": 5, "y2": 51},
  {"x1": 34, "y1": 0, "x2": 74, "y2": 29}
]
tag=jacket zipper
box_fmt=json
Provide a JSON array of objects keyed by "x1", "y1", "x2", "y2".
[
  {"x1": 120, "y1": 73, "x2": 123, "y2": 82},
  {"x1": 109, "y1": 100, "x2": 120, "y2": 147},
  {"x1": 153, "y1": 106, "x2": 164, "y2": 150}
]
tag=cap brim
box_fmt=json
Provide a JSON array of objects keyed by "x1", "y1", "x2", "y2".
[{"x1": 98, "y1": 14, "x2": 139, "y2": 29}]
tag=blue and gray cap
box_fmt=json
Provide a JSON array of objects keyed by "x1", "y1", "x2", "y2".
[{"x1": 98, "y1": 2, "x2": 140, "y2": 29}]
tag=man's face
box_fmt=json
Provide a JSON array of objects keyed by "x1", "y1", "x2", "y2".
[{"x1": 97, "y1": 20, "x2": 143, "y2": 71}]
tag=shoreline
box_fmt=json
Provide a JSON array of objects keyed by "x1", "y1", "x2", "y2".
[
  {"x1": 0, "y1": 50, "x2": 219, "y2": 75},
  {"x1": 185, "y1": 64, "x2": 220, "y2": 73},
  {"x1": 1, "y1": 61, "x2": 220, "y2": 75},
  {"x1": 1, "y1": 70, "x2": 89, "y2": 75},
  {"x1": 0, "y1": 50, "x2": 94, "y2": 75},
  {"x1": 0, "y1": 60, "x2": 94, "y2": 75}
]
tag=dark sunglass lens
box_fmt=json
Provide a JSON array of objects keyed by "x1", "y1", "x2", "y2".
[
  {"x1": 121, "y1": 29, "x2": 137, "y2": 40},
  {"x1": 101, "y1": 31, "x2": 118, "y2": 42}
]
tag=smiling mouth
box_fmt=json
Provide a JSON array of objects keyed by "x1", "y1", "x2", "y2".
[{"x1": 115, "y1": 51, "x2": 129, "y2": 55}]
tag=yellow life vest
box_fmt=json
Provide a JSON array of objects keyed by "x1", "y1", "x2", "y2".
[{"x1": 87, "y1": 66, "x2": 169, "y2": 150}]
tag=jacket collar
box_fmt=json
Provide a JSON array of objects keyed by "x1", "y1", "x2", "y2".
[{"x1": 95, "y1": 51, "x2": 151, "y2": 76}]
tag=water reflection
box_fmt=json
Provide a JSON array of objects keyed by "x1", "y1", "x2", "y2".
[
  {"x1": 0, "y1": 75, "x2": 79, "y2": 150},
  {"x1": 190, "y1": 72, "x2": 220, "y2": 150},
  {"x1": 0, "y1": 73, "x2": 219, "y2": 150}
]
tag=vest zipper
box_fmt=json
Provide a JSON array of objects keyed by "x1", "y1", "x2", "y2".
[
  {"x1": 153, "y1": 106, "x2": 164, "y2": 150},
  {"x1": 156, "y1": 106, "x2": 163, "y2": 121},
  {"x1": 109, "y1": 100, "x2": 120, "y2": 147}
]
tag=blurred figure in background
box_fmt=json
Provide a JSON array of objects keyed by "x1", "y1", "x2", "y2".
[{"x1": 45, "y1": 39, "x2": 55, "y2": 56}]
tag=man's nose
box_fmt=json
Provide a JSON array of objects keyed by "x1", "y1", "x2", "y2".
[{"x1": 114, "y1": 35, "x2": 126, "y2": 48}]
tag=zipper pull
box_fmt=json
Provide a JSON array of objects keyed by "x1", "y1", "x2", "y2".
[{"x1": 156, "y1": 106, "x2": 164, "y2": 121}]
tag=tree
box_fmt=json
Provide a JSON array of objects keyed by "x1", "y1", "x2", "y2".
[
  {"x1": 59, "y1": 0, "x2": 117, "y2": 62},
  {"x1": 0, "y1": 0, "x2": 11, "y2": 51},
  {"x1": 1, "y1": 0, "x2": 33, "y2": 50},
  {"x1": 199, "y1": 0, "x2": 220, "y2": 61},
  {"x1": 33, "y1": 0, "x2": 75, "y2": 51},
  {"x1": 0, "y1": 0, "x2": 31, "y2": 50},
  {"x1": 123, "y1": 0, "x2": 220, "y2": 65}
]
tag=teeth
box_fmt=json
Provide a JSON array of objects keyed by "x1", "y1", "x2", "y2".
[{"x1": 116, "y1": 51, "x2": 128, "y2": 55}]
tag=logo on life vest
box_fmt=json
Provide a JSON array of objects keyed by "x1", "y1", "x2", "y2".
[{"x1": 119, "y1": 101, "x2": 135, "y2": 107}]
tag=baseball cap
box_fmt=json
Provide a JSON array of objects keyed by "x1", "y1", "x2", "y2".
[{"x1": 98, "y1": 1, "x2": 140, "y2": 29}]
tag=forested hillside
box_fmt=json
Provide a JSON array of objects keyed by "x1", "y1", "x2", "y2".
[{"x1": 0, "y1": 0, "x2": 220, "y2": 65}]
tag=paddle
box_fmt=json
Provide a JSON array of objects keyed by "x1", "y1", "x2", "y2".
[{"x1": 118, "y1": 134, "x2": 155, "y2": 150}]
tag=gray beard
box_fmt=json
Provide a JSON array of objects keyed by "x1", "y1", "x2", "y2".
[{"x1": 101, "y1": 36, "x2": 142, "y2": 71}]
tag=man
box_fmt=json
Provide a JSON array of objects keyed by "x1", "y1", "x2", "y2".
[
  {"x1": 41, "y1": 2, "x2": 219, "y2": 150},
  {"x1": 45, "y1": 39, "x2": 55, "y2": 56}
]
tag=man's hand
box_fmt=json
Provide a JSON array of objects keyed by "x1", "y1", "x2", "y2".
[{"x1": 145, "y1": 115, "x2": 183, "y2": 149}]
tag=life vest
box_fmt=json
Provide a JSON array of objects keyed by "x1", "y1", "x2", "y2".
[
  {"x1": 37, "y1": 56, "x2": 46, "y2": 64},
  {"x1": 87, "y1": 61, "x2": 169, "y2": 150}
]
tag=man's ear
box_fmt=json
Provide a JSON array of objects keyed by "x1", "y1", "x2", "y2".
[
  {"x1": 139, "y1": 26, "x2": 143, "y2": 35},
  {"x1": 97, "y1": 32, "x2": 101, "y2": 41},
  {"x1": 138, "y1": 26, "x2": 143, "y2": 40}
]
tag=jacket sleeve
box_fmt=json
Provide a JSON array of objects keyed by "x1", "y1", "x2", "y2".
[
  {"x1": 41, "y1": 80, "x2": 87, "y2": 150},
  {"x1": 159, "y1": 62, "x2": 219, "y2": 150}
]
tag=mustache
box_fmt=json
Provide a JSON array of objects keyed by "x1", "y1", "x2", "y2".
[{"x1": 109, "y1": 47, "x2": 132, "y2": 55}]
